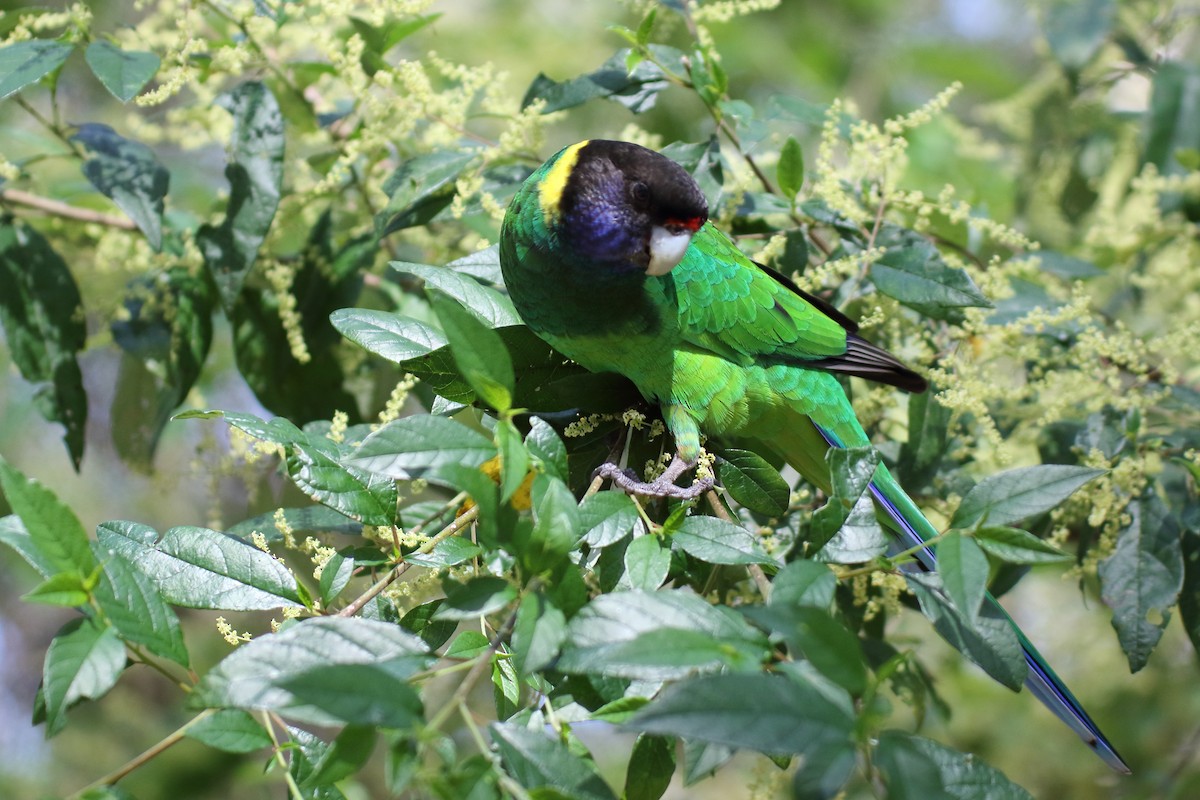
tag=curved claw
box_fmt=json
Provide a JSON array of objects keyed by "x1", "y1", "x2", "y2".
[{"x1": 595, "y1": 455, "x2": 714, "y2": 500}]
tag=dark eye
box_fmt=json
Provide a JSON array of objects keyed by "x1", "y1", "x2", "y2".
[{"x1": 629, "y1": 181, "x2": 650, "y2": 207}]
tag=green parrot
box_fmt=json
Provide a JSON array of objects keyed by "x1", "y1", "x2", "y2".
[{"x1": 498, "y1": 139, "x2": 1129, "y2": 773}]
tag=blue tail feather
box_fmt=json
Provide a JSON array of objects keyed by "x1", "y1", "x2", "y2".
[{"x1": 816, "y1": 424, "x2": 1130, "y2": 773}]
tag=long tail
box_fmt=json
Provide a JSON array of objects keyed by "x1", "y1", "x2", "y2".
[{"x1": 816, "y1": 424, "x2": 1131, "y2": 774}]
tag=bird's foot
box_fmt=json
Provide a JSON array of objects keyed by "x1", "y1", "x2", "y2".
[{"x1": 594, "y1": 455, "x2": 714, "y2": 500}]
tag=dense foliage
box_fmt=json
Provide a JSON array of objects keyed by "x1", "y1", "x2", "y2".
[{"x1": 0, "y1": 1, "x2": 1197, "y2": 798}]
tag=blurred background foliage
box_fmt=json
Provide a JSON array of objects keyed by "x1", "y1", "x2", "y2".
[{"x1": 0, "y1": 0, "x2": 1197, "y2": 798}]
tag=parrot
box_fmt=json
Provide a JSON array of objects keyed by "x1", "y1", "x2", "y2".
[{"x1": 498, "y1": 138, "x2": 1129, "y2": 773}]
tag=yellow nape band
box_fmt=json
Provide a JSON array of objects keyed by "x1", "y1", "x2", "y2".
[{"x1": 539, "y1": 140, "x2": 588, "y2": 225}]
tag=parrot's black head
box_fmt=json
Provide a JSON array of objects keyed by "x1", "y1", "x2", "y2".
[{"x1": 545, "y1": 140, "x2": 709, "y2": 276}]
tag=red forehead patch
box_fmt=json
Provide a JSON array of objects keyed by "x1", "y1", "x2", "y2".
[{"x1": 666, "y1": 216, "x2": 705, "y2": 232}]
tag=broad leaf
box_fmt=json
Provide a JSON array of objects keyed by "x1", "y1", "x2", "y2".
[
  {"x1": 0, "y1": 458, "x2": 93, "y2": 575},
  {"x1": 578, "y1": 491, "x2": 640, "y2": 548},
  {"x1": 672, "y1": 515, "x2": 773, "y2": 565},
  {"x1": 716, "y1": 448, "x2": 789, "y2": 517},
  {"x1": 938, "y1": 531, "x2": 988, "y2": 624},
  {"x1": 282, "y1": 664, "x2": 424, "y2": 729},
  {"x1": 974, "y1": 526, "x2": 1072, "y2": 564},
  {"x1": 397, "y1": 262, "x2": 520, "y2": 328},
  {"x1": 1098, "y1": 490, "x2": 1184, "y2": 672},
  {"x1": 96, "y1": 521, "x2": 304, "y2": 610},
  {"x1": 951, "y1": 465, "x2": 1104, "y2": 529},
  {"x1": 197, "y1": 81, "x2": 285, "y2": 310},
  {"x1": 905, "y1": 573, "x2": 1026, "y2": 691},
  {"x1": 871, "y1": 241, "x2": 991, "y2": 323},
  {"x1": 628, "y1": 672, "x2": 854, "y2": 757},
  {"x1": 193, "y1": 617, "x2": 430, "y2": 724},
  {"x1": 376, "y1": 150, "x2": 475, "y2": 235},
  {"x1": 84, "y1": 41, "x2": 160, "y2": 102},
  {"x1": 491, "y1": 722, "x2": 616, "y2": 800},
  {"x1": 42, "y1": 618, "x2": 126, "y2": 737},
  {"x1": 0, "y1": 39, "x2": 74, "y2": 99},
  {"x1": 72, "y1": 124, "x2": 169, "y2": 249},
  {"x1": 185, "y1": 709, "x2": 273, "y2": 754},
  {"x1": 349, "y1": 414, "x2": 494, "y2": 479},
  {"x1": 92, "y1": 546, "x2": 189, "y2": 666},
  {"x1": 875, "y1": 730, "x2": 1033, "y2": 800},
  {"x1": 0, "y1": 221, "x2": 87, "y2": 466},
  {"x1": 330, "y1": 309, "x2": 446, "y2": 362},
  {"x1": 429, "y1": 290, "x2": 514, "y2": 412}
]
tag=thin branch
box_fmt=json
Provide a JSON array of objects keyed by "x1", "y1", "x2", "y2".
[
  {"x1": 338, "y1": 504, "x2": 479, "y2": 617},
  {"x1": 0, "y1": 188, "x2": 137, "y2": 230},
  {"x1": 72, "y1": 709, "x2": 215, "y2": 797}
]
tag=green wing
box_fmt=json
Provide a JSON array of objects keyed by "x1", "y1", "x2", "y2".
[{"x1": 666, "y1": 224, "x2": 926, "y2": 393}]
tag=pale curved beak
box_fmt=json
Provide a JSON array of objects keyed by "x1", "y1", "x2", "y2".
[{"x1": 645, "y1": 225, "x2": 694, "y2": 276}]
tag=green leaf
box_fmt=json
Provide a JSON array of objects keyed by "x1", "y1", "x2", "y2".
[
  {"x1": 791, "y1": 738, "x2": 856, "y2": 800},
  {"x1": 715, "y1": 448, "x2": 790, "y2": 517},
  {"x1": 0, "y1": 221, "x2": 88, "y2": 467},
  {"x1": 349, "y1": 414, "x2": 494, "y2": 480},
  {"x1": 92, "y1": 546, "x2": 189, "y2": 666},
  {"x1": 938, "y1": 532, "x2": 988, "y2": 624},
  {"x1": 376, "y1": 151, "x2": 475, "y2": 235},
  {"x1": 72, "y1": 124, "x2": 169, "y2": 250},
  {"x1": 84, "y1": 41, "x2": 159, "y2": 101},
  {"x1": 749, "y1": 606, "x2": 867, "y2": 696},
  {"x1": 298, "y1": 724, "x2": 376, "y2": 788},
  {"x1": 776, "y1": 135, "x2": 805, "y2": 200},
  {"x1": 623, "y1": 534, "x2": 671, "y2": 591},
  {"x1": 974, "y1": 526, "x2": 1073, "y2": 564},
  {"x1": 1098, "y1": 490, "x2": 1184, "y2": 672},
  {"x1": 318, "y1": 552, "x2": 355, "y2": 606},
  {"x1": 810, "y1": 447, "x2": 885, "y2": 561},
  {"x1": 950, "y1": 465, "x2": 1105, "y2": 529},
  {"x1": 672, "y1": 515, "x2": 773, "y2": 565},
  {"x1": 521, "y1": 47, "x2": 678, "y2": 114},
  {"x1": 578, "y1": 491, "x2": 640, "y2": 548},
  {"x1": 399, "y1": 599, "x2": 458, "y2": 651},
  {"x1": 42, "y1": 618, "x2": 126, "y2": 736},
  {"x1": 0, "y1": 458, "x2": 94, "y2": 575},
  {"x1": 557, "y1": 590, "x2": 769, "y2": 679},
  {"x1": 22, "y1": 572, "x2": 89, "y2": 607},
  {"x1": 433, "y1": 576, "x2": 516, "y2": 621},
  {"x1": 0, "y1": 39, "x2": 74, "y2": 99},
  {"x1": 185, "y1": 709, "x2": 273, "y2": 753},
  {"x1": 871, "y1": 241, "x2": 991, "y2": 323},
  {"x1": 625, "y1": 734, "x2": 675, "y2": 800},
  {"x1": 429, "y1": 290, "x2": 514, "y2": 413},
  {"x1": 330, "y1": 309, "x2": 447, "y2": 362},
  {"x1": 905, "y1": 572, "x2": 1026, "y2": 691},
  {"x1": 197, "y1": 81, "x2": 285, "y2": 310},
  {"x1": 404, "y1": 536, "x2": 483, "y2": 568},
  {"x1": 96, "y1": 520, "x2": 304, "y2": 610},
  {"x1": 193, "y1": 617, "x2": 430, "y2": 724},
  {"x1": 444, "y1": 630, "x2": 491, "y2": 660},
  {"x1": 769, "y1": 560, "x2": 836, "y2": 610},
  {"x1": 286, "y1": 440, "x2": 399, "y2": 527},
  {"x1": 398, "y1": 262, "x2": 520, "y2": 328},
  {"x1": 898, "y1": 388, "x2": 953, "y2": 493},
  {"x1": 1042, "y1": 0, "x2": 1114, "y2": 73},
  {"x1": 283, "y1": 665, "x2": 423, "y2": 729},
  {"x1": 495, "y1": 419, "x2": 529, "y2": 502},
  {"x1": 520, "y1": 473, "x2": 580, "y2": 573},
  {"x1": 512, "y1": 592, "x2": 566, "y2": 675},
  {"x1": 111, "y1": 267, "x2": 215, "y2": 465},
  {"x1": 491, "y1": 722, "x2": 617, "y2": 800},
  {"x1": 875, "y1": 731, "x2": 1033, "y2": 800},
  {"x1": 525, "y1": 416, "x2": 569, "y2": 484},
  {"x1": 628, "y1": 672, "x2": 854, "y2": 757}
]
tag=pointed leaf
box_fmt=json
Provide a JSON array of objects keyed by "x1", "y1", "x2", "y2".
[
  {"x1": 397, "y1": 262, "x2": 520, "y2": 328},
  {"x1": 1098, "y1": 490, "x2": 1184, "y2": 672},
  {"x1": 871, "y1": 242, "x2": 991, "y2": 323},
  {"x1": 716, "y1": 448, "x2": 790, "y2": 517},
  {"x1": 951, "y1": 465, "x2": 1105, "y2": 529},
  {"x1": 72, "y1": 124, "x2": 169, "y2": 249},
  {"x1": 429, "y1": 289, "x2": 514, "y2": 412},
  {"x1": 776, "y1": 135, "x2": 805, "y2": 200},
  {"x1": 197, "y1": 81, "x2": 285, "y2": 310},
  {"x1": 0, "y1": 39, "x2": 74, "y2": 99},
  {"x1": 511, "y1": 592, "x2": 567, "y2": 675},
  {"x1": 185, "y1": 709, "x2": 273, "y2": 753},
  {"x1": 330, "y1": 309, "x2": 447, "y2": 362},
  {"x1": 625, "y1": 734, "x2": 675, "y2": 800},
  {"x1": 623, "y1": 534, "x2": 671, "y2": 591},
  {"x1": 628, "y1": 672, "x2": 854, "y2": 757},
  {"x1": 578, "y1": 490, "x2": 640, "y2": 548},
  {"x1": 491, "y1": 722, "x2": 617, "y2": 800},
  {"x1": 0, "y1": 221, "x2": 87, "y2": 466},
  {"x1": 938, "y1": 531, "x2": 988, "y2": 624},
  {"x1": 42, "y1": 618, "x2": 126, "y2": 736},
  {"x1": 672, "y1": 515, "x2": 773, "y2": 565},
  {"x1": 876, "y1": 731, "x2": 1033, "y2": 800},
  {"x1": 974, "y1": 526, "x2": 1072, "y2": 564},
  {"x1": 92, "y1": 546, "x2": 189, "y2": 666},
  {"x1": 84, "y1": 41, "x2": 160, "y2": 101},
  {"x1": 349, "y1": 414, "x2": 494, "y2": 479},
  {"x1": 96, "y1": 520, "x2": 304, "y2": 610},
  {"x1": 0, "y1": 458, "x2": 93, "y2": 575}
]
